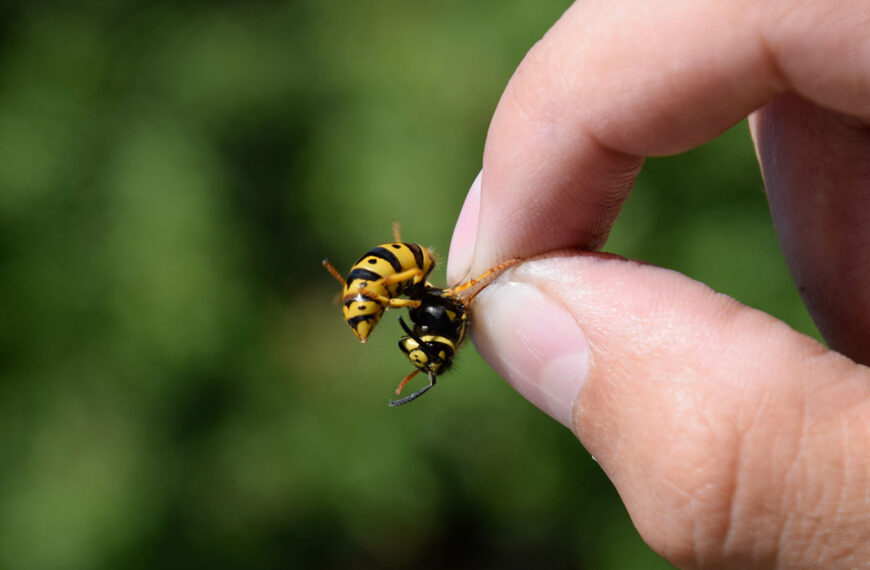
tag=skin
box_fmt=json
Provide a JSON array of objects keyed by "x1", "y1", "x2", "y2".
[{"x1": 446, "y1": 1, "x2": 870, "y2": 568}]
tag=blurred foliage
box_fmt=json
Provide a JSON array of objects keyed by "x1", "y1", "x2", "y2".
[{"x1": 0, "y1": 1, "x2": 818, "y2": 569}]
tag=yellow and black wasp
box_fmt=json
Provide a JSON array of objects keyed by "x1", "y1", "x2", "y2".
[{"x1": 323, "y1": 224, "x2": 517, "y2": 406}]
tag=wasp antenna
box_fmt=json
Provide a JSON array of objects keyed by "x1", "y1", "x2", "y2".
[
  {"x1": 322, "y1": 259, "x2": 347, "y2": 286},
  {"x1": 388, "y1": 373, "x2": 436, "y2": 407},
  {"x1": 398, "y1": 316, "x2": 414, "y2": 336},
  {"x1": 392, "y1": 221, "x2": 402, "y2": 242},
  {"x1": 398, "y1": 316, "x2": 426, "y2": 344}
]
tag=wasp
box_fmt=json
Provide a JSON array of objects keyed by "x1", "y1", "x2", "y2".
[{"x1": 323, "y1": 224, "x2": 518, "y2": 406}]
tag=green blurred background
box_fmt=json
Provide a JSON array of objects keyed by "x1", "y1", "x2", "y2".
[{"x1": 0, "y1": 1, "x2": 820, "y2": 569}]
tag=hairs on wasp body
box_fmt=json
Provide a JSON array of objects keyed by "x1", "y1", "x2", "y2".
[{"x1": 323, "y1": 224, "x2": 519, "y2": 406}]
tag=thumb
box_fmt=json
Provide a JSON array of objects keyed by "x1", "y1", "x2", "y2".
[{"x1": 472, "y1": 252, "x2": 870, "y2": 569}]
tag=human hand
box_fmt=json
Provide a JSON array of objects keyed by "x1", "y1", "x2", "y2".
[{"x1": 447, "y1": 2, "x2": 870, "y2": 568}]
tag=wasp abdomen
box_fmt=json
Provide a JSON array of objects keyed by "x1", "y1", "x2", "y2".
[{"x1": 329, "y1": 241, "x2": 436, "y2": 342}]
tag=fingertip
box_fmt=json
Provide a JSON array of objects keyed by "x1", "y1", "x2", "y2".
[
  {"x1": 471, "y1": 279, "x2": 590, "y2": 428},
  {"x1": 447, "y1": 172, "x2": 481, "y2": 285}
]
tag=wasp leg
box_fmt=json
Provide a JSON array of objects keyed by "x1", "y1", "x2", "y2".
[
  {"x1": 357, "y1": 288, "x2": 422, "y2": 309},
  {"x1": 355, "y1": 267, "x2": 427, "y2": 301},
  {"x1": 388, "y1": 372, "x2": 436, "y2": 407},
  {"x1": 322, "y1": 259, "x2": 346, "y2": 286},
  {"x1": 392, "y1": 220, "x2": 402, "y2": 242},
  {"x1": 379, "y1": 267, "x2": 426, "y2": 287},
  {"x1": 444, "y1": 258, "x2": 522, "y2": 300},
  {"x1": 393, "y1": 368, "x2": 420, "y2": 395}
]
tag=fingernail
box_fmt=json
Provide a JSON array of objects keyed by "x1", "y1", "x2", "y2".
[
  {"x1": 447, "y1": 171, "x2": 481, "y2": 285},
  {"x1": 471, "y1": 281, "x2": 590, "y2": 428}
]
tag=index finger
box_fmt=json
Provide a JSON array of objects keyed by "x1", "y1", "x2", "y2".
[{"x1": 448, "y1": 0, "x2": 870, "y2": 281}]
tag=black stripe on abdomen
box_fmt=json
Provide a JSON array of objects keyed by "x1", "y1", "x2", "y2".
[
  {"x1": 406, "y1": 242, "x2": 425, "y2": 270},
  {"x1": 347, "y1": 267, "x2": 383, "y2": 284},
  {"x1": 348, "y1": 314, "x2": 378, "y2": 328},
  {"x1": 367, "y1": 246, "x2": 403, "y2": 272}
]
